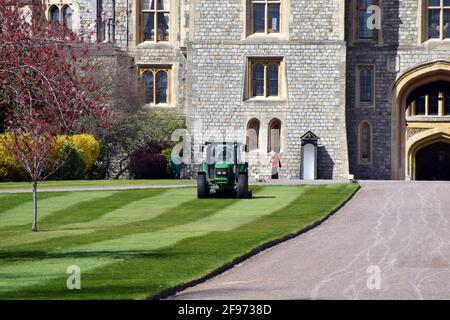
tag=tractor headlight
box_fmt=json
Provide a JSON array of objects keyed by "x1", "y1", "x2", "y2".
[{"x1": 216, "y1": 170, "x2": 227, "y2": 176}]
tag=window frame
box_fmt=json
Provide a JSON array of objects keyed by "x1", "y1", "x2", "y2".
[
  {"x1": 61, "y1": 5, "x2": 73, "y2": 31},
  {"x1": 407, "y1": 90, "x2": 449, "y2": 117},
  {"x1": 248, "y1": 58, "x2": 282, "y2": 99},
  {"x1": 139, "y1": 66, "x2": 172, "y2": 106},
  {"x1": 140, "y1": 0, "x2": 171, "y2": 44},
  {"x1": 249, "y1": 0, "x2": 282, "y2": 35},
  {"x1": 356, "y1": 64, "x2": 376, "y2": 108},
  {"x1": 48, "y1": 4, "x2": 74, "y2": 30},
  {"x1": 424, "y1": 0, "x2": 450, "y2": 41},
  {"x1": 48, "y1": 4, "x2": 61, "y2": 25},
  {"x1": 358, "y1": 121, "x2": 373, "y2": 164},
  {"x1": 354, "y1": 0, "x2": 380, "y2": 43}
]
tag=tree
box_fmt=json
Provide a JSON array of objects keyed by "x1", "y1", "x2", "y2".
[
  {"x1": 103, "y1": 109, "x2": 185, "y2": 179},
  {"x1": 0, "y1": 1, "x2": 109, "y2": 231}
]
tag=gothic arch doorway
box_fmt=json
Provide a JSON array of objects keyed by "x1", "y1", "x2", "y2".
[
  {"x1": 415, "y1": 141, "x2": 450, "y2": 181},
  {"x1": 391, "y1": 60, "x2": 450, "y2": 180}
]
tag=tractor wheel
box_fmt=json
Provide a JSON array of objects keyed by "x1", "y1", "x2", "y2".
[
  {"x1": 237, "y1": 174, "x2": 249, "y2": 199},
  {"x1": 197, "y1": 173, "x2": 209, "y2": 198}
]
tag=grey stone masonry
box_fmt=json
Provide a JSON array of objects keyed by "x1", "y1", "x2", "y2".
[
  {"x1": 45, "y1": 0, "x2": 450, "y2": 180},
  {"x1": 46, "y1": 0, "x2": 350, "y2": 180},
  {"x1": 346, "y1": 0, "x2": 450, "y2": 179},
  {"x1": 188, "y1": 0, "x2": 349, "y2": 180}
]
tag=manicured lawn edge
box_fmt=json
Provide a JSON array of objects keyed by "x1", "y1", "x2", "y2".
[
  {"x1": 149, "y1": 182, "x2": 361, "y2": 300},
  {"x1": 0, "y1": 179, "x2": 196, "y2": 191}
]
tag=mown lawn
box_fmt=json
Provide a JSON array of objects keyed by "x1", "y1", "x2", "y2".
[
  {"x1": 0, "y1": 183, "x2": 358, "y2": 300},
  {"x1": 0, "y1": 179, "x2": 195, "y2": 190}
]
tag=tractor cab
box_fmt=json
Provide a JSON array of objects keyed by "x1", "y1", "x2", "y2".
[{"x1": 197, "y1": 142, "x2": 251, "y2": 198}]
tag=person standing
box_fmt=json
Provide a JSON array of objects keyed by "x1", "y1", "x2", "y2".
[{"x1": 270, "y1": 152, "x2": 282, "y2": 179}]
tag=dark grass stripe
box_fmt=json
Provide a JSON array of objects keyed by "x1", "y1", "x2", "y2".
[
  {"x1": 0, "y1": 193, "x2": 66, "y2": 215},
  {"x1": 0, "y1": 185, "x2": 358, "y2": 300}
]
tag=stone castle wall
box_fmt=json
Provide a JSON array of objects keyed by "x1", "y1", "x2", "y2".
[
  {"x1": 188, "y1": 0, "x2": 349, "y2": 180},
  {"x1": 43, "y1": 0, "x2": 450, "y2": 180},
  {"x1": 346, "y1": 0, "x2": 450, "y2": 179}
]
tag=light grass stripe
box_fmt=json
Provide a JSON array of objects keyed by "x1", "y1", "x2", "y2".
[{"x1": 0, "y1": 191, "x2": 117, "y2": 229}]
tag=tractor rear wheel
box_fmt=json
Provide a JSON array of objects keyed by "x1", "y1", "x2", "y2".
[
  {"x1": 237, "y1": 174, "x2": 249, "y2": 199},
  {"x1": 197, "y1": 173, "x2": 209, "y2": 198}
]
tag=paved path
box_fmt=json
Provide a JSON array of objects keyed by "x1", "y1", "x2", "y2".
[{"x1": 172, "y1": 181, "x2": 450, "y2": 300}]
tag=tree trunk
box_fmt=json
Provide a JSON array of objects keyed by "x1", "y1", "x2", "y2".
[
  {"x1": 114, "y1": 165, "x2": 129, "y2": 180},
  {"x1": 31, "y1": 181, "x2": 38, "y2": 232}
]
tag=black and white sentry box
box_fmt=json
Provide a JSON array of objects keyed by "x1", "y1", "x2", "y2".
[{"x1": 300, "y1": 131, "x2": 319, "y2": 181}]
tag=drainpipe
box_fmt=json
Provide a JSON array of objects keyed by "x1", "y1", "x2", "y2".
[
  {"x1": 126, "y1": 0, "x2": 129, "y2": 48},
  {"x1": 112, "y1": 0, "x2": 116, "y2": 43}
]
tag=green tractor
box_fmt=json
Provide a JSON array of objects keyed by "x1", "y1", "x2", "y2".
[{"x1": 197, "y1": 141, "x2": 252, "y2": 199}]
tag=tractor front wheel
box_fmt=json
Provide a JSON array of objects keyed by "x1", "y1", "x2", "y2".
[
  {"x1": 237, "y1": 174, "x2": 250, "y2": 199},
  {"x1": 197, "y1": 173, "x2": 209, "y2": 198}
]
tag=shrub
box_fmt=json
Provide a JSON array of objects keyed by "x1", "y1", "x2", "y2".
[
  {"x1": 0, "y1": 133, "x2": 99, "y2": 181},
  {"x1": 0, "y1": 134, "x2": 25, "y2": 180},
  {"x1": 51, "y1": 143, "x2": 86, "y2": 180},
  {"x1": 129, "y1": 147, "x2": 168, "y2": 179},
  {"x1": 55, "y1": 134, "x2": 100, "y2": 171},
  {"x1": 162, "y1": 147, "x2": 184, "y2": 179},
  {"x1": 86, "y1": 144, "x2": 108, "y2": 180}
]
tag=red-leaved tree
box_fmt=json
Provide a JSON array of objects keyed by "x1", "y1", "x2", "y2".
[{"x1": 0, "y1": 1, "x2": 110, "y2": 231}]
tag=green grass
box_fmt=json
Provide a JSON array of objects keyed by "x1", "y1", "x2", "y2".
[
  {"x1": 0, "y1": 183, "x2": 358, "y2": 299},
  {"x1": 0, "y1": 179, "x2": 195, "y2": 190}
]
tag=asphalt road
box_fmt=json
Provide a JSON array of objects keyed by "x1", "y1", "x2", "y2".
[{"x1": 172, "y1": 181, "x2": 450, "y2": 300}]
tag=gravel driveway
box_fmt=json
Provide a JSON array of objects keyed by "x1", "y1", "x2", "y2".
[{"x1": 172, "y1": 181, "x2": 450, "y2": 300}]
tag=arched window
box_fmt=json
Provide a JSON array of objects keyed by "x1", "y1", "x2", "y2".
[
  {"x1": 268, "y1": 118, "x2": 282, "y2": 153},
  {"x1": 141, "y1": 67, "x2": 171, "y2": 105},
  {"x1": 246, "y1": 118, "x2": 260, "y2": 152},
  {"x1": 62, "y1": 5, "x2": 72, "y2": 30},
  {"x1": 359, "y1": 66, "x2": 373, "y2": 104},
  {"x1": 155, "y1": 70, "x2": 168, "y2": 104},
  {"x1": 143, "y1": 71, "x2": 154, "y2": 104},
  {"x1": 359, "y1": 121, "x2": 372, "y2": 163},
  {"x1": 407, "y1": 81, "x2": 450, "y2": 117},
  {"x1": 49, "y1": 5, "x2": 60, "y2": 25}
]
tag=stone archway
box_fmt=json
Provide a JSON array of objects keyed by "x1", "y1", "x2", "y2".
[
  {"x1": 407, "y1": 131, "x2": 450, "y2": 180},
  {"x1": 391, "y1": 60, "x2": 450, "y2": 180},
  {"x1": 416, "y1": 141, "x2": 450, "y2": 181}
]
